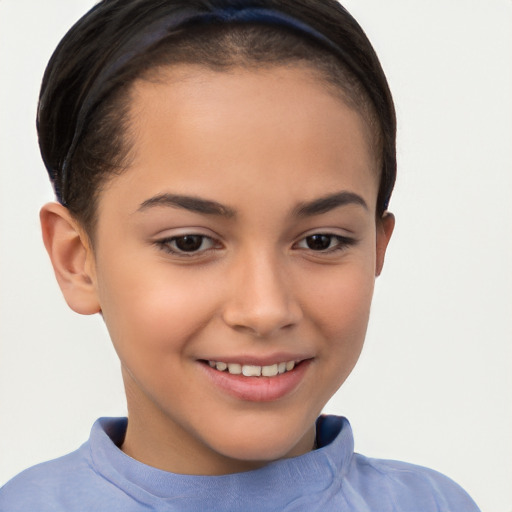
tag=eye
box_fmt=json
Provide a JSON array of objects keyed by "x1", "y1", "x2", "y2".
[
  {"x1": 157, "y1": 234, "x2": 218, "y2": 255},
  {"x1": 295, "y1": 234, "x2": 354, "y2": 252}
]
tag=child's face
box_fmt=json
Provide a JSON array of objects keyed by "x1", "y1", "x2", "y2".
[{"x1": 84, "y1": 65, "x2": 393, "y2": 474}]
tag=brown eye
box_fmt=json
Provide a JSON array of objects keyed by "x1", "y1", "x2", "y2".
[
  {"x1": 157, "y1": 234, "x2": 218, "y2": 255},
  {"x1": 305, "y1": 234, "x2": 333, "y2": 251},
  {"x1": 295, "y1": 233, "x2": 355, "y2": 254},
  {"x1": 174, "y1": 235, "x2": 204, "y2": 252}
]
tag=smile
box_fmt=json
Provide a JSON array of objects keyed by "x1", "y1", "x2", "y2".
[
  {"x1": 201, "y1": 358, "x2": 312, "y2": 402},
  {"x1": 207, "y1": 360, "x2": 298, "y2": 377}
]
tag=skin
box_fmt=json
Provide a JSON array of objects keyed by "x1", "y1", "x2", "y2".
[{"x1": 41, "y1": 64, "x2": 394, "y2": 476}]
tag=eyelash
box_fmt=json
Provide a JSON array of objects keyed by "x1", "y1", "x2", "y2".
[
  {"x1": 294, "y1": 234, "x2": 356, "y2": 254},
  {"x1": 155, "y1": 233, "x2": 355, "y2": 257},
  {"x1": 156, "y1": 235, "x2": 220, "y2": 256}
]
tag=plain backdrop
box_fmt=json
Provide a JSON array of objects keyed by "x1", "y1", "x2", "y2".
[{"x1": 1, "y1": 1, "x2": 511, "y2": 511}]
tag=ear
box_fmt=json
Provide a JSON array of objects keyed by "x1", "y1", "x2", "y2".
[
  {"x1": 40, "y1": 202, "x2": 100, "y2": 315},
  {"x1": 375, "y1": 211, "x2": 395, "y2": 277}
]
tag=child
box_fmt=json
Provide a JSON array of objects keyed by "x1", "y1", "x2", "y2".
[{"x1": 0, "y1": 0, "x2": 482, "y2": 510}]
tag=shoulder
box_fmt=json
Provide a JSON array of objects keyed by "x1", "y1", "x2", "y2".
[
  {"x1": 316, "y1": 415, "x2": 481, "y2": 511},
  {"x1": 0, "y1": 446, "x2": 92, "y2": 512},
  {"x1": 0, "y1": 442, "x2": 125, "y2": 512},
  {"x1": 0, "y1": 418, "x2": 134, "y2": 512},
  {"x1": 349, "y1": 452, "x2": 481, "y2": 511}
]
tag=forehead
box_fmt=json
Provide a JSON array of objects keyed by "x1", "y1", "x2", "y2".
[
  {"x1": 134, "y1": 62, "x2": 377, "y2": 158},
  {"x1": 98, "y1": 64, "x2": 379, "y2": 218}
]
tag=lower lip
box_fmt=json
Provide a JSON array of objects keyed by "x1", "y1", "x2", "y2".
[{"x1": 200, "y1": 360, "x2": 311, "y2": 402}]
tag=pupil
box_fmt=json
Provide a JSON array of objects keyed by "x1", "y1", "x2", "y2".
[
  {"x1": 307, "y1": 234, "x2": 331, "y2": 251},
  {"x1": 176, "y1": 235, "x2": 203, "y2": 252}
]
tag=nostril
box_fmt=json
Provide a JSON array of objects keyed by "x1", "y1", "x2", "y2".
[{"x1": 224, "y1": 313, "x2": 300, "y2": 338}]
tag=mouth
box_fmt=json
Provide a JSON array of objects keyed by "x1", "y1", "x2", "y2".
[
  {"x1": 199, "y1": 357, "x2": 312, "y2": 402},
  {"x1": 205, "y1": 359, "x2": 299, "y2": 377}
]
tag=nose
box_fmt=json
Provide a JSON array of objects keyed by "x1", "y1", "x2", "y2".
[{"x1": 221, "y1": 250, "x2": 303, "y2": 338}]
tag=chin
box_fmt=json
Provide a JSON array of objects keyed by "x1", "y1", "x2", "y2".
[{"x1": 208, "y1": 418, "x2": 314, "y2": 467}]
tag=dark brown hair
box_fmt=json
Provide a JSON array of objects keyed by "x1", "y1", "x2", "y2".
[{"x1": 38, "y1": 0, "x2": 396, "y2": 233}]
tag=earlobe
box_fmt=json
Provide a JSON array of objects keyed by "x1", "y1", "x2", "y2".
[
  {"x1": 375, "y1": 211, "x2": 395, "y2": 277},
  {"x1": 40, "y1": 202, "x2": 101, "y2": 315}
]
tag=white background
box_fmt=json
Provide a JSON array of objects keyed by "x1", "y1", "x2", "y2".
[{"x1": 0, "y1": 1, "x2": 511, "y2": 511}]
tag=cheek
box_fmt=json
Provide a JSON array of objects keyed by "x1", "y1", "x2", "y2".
[
  {"x1": 95, "y1": 255, "x2": 220, "y2": 358},
  {"x1": 301, "y1": 251, "x2": 376, "y2": 384},
  {"x1": 317, "y1": 269, "x2": 374, "y2": 344},
  {"x1": 315, "y1": 269, "x2": 375, "y2": 399},
  {"x1": 306, "y1": 250, "x2": 376, "y2": 333}
]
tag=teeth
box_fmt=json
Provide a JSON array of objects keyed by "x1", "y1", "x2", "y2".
[
  {"x1": 242, "y1": 365, "x2": 261, "y2": 377},
  {"x1": 208, "y1": 360, "x2": 299, "y2": 377},
  {"x1": 227, "y1": 363, "x2": 242, "y2": 375},
  {"x1": 261, "y1": 364, "x2": 278, "y2": 377}
]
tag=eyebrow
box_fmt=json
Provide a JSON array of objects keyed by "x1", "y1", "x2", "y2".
[
  {"x1": 137, "y1": 190, "x2": 367, "y2": 219},
  {"x1": 294, "y1": 191, "x2": 368, "y2": 217},
  {"x1": 137, "y1": 193, "x2": 236, "y2": 218}
]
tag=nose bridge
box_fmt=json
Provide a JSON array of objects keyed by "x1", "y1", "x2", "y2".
[{"x1": 222, "y1": 245, "x2": 301, "y2": 337}]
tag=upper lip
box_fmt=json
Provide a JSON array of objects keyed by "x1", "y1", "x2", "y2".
[{"x1": 199, "y1": 353, "x2": 314, "y2": 366}]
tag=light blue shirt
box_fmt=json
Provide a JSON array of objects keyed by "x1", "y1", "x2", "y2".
[{"x1": 0, "y1": 415, "x2": 480, "y2": 511}]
